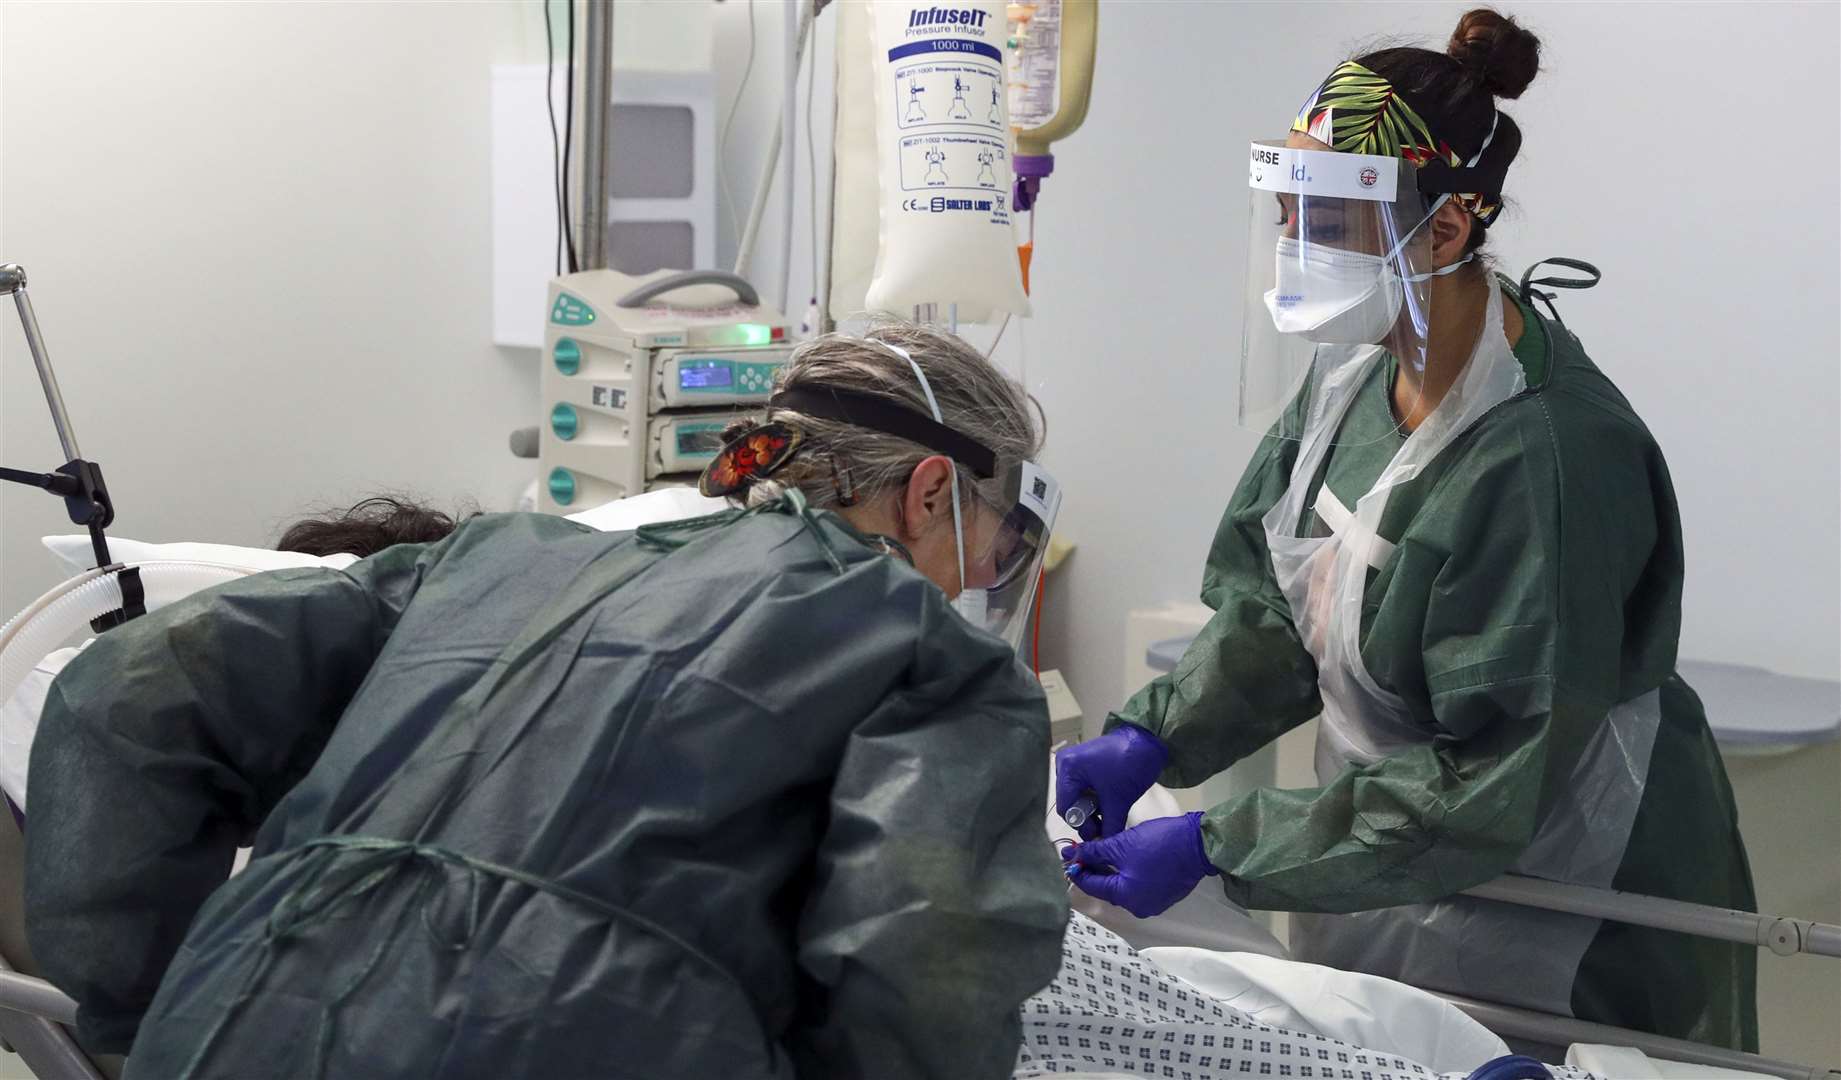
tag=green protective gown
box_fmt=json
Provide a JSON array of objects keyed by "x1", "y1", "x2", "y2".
[
  {"x1": 25, "y1": 502, "x2": 1069, "y2": 1079},
  {"x1": 1114, "y1": 284, "x2": 1758, "y2": 1051}
]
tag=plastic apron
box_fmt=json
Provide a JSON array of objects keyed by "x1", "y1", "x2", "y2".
[{"x1": 1262, "y1": 278, "x2": 1660, "y2": 1015}]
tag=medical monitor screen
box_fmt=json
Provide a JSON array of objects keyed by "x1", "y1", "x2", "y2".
[
  {"x1": 679, "y1": 361, "x2": 734, "y2": 390},
  {"x1": 677, "y1": 427, "x2": 726, "y2": 456}
]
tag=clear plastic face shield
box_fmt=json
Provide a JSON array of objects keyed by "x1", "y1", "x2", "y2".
[
  {"x1": 954, "y1": 460, "x2": 1062, "y2": 649},
  {"x1": 710, "y1": 335, "x2": 1059, "y2": 651},
  {"x1": 1240, "y1": 140, "x2": 1443, "y2": 444},
  {"x1": 893, "y1": 350, "x2": 1061, "y2": 651}
]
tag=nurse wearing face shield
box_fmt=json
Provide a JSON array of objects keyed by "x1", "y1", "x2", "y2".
[
  {"x1": 24, "y1": 322, "x2": 1072, "y2": 1080},
  {"x1": 762, "y1": 344, "x2": 1061, "y2": 654},
  {"x1": 1057, "y1": 7, "x2": 1758, "y2": 1053}
]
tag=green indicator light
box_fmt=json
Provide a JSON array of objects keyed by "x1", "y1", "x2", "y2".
[{"x1": 738, "y1": 323, "x2": 772, "y2": 346}]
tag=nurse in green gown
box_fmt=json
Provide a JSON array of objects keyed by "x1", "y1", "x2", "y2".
[
  {"x1": 1057, "y1": 8, "x2": 1757, "y2": 1051},
  {"x1": 27, "y1": 325, "x2": 1070, "y2": 1079}
]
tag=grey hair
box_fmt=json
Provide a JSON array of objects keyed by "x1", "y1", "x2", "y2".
[{"x1": 724, "y1": 320, "x2": 1042, "y2": 513}]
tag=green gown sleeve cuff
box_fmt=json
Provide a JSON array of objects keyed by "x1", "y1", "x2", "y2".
[{"x1": 1198, "y1": 710, "x2": 1551, "y2": 913}]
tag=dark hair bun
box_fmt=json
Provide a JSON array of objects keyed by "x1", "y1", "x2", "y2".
[{"x1": 1447, "y1": 8, "x2": 1540, "y2": 99}]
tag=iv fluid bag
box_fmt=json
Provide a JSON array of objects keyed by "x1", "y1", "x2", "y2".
[{"x1": 863, "y1": 0, "x2": 1029, "y2": 323}]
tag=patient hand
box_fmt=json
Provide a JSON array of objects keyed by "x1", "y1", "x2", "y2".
[{"x1": 1065, "y1": 812, "x2": 1217, "y2": 919}]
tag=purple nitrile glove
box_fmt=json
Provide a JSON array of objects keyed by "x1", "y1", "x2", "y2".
[
  {"x1": 1054, "y1": 724, "x2": 1169, "y2": 840},
  {"x1": 1066, "y1": 812, "x2": 1218, "y2": 919}
]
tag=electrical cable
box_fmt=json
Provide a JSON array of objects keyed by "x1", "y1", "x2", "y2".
[
  {"x1": 986, "y1": 313, "x2": 1012, "y2": 359},
  {"x1": 562, "y1": 0, "x2": 580, "y2": 273},
  {"x1": 717, "y1": 0, "x2": 759, "y2": 246},
  {"x1": 544, "y1": 0, "x2": 563, "y2": 275},
  {"x1": 804, "y1": 0, "x2": 819, "y2": 321}
]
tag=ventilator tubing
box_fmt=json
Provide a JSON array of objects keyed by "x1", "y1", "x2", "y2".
[{"x1": 0, "y1": 562, "x2": 248, "y2": 706}]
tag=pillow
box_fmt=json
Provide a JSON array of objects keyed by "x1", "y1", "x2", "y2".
[
  {"x1": 45, "y1": 487, "x2": 731, "y2": 579},
  {"x1": 43, "y1": 535, "x2": 359, "y2": 576}
]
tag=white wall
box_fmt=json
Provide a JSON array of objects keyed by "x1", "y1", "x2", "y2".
[{"x1": 0, "y1": 1, "x2": 541, "y2": 619}]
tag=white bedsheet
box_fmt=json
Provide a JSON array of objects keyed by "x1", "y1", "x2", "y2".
[
  {"x1": 1016, "y1": 913, "x2": 1599, "y2": 1080},
  {"x1": 1140, "y1": 946, "x2": 1510, "y2": 1075},
  {"x1": 0, "y1": 643, "x2": 86, "y2": 811},
  {"x1": 1565, "y1": 1044, "x2": 1776, "y2": 1080}
]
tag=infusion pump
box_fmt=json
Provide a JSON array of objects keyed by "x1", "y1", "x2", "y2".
[{"x1": 539, "y1": 269, "x2": 792, "y2": 512}]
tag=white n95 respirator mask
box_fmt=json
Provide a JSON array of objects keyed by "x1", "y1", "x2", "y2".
[{"x1": 1263, "y1": 237, "x2": 1405, "y2": 346}]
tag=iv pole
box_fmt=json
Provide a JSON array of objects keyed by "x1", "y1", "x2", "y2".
[{"x1": 0, "y1": 264, "x2": 133, "y2": 626}]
